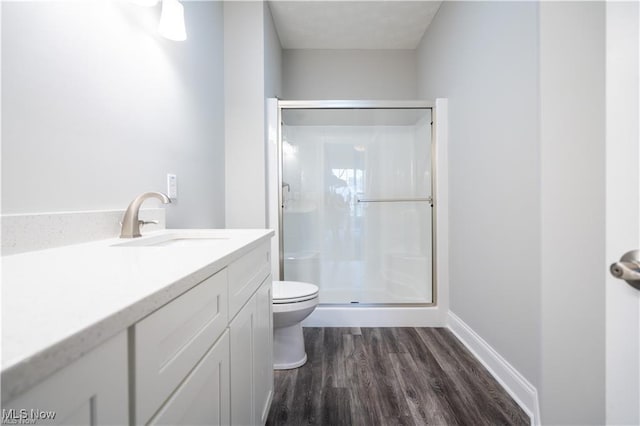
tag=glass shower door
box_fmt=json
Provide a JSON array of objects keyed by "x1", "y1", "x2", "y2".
[{"x1": 281, "y1": 107, "x2": 433, "y2": 304}]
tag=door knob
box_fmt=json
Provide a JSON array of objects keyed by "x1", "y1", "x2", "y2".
[{"x1": 610, "y1": 249, "x2": 640, "y2": 290}]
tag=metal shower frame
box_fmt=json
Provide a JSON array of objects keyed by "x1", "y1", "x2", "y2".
[{"x1": 276, "y1": 100, "x2": 438, "y2": 307}]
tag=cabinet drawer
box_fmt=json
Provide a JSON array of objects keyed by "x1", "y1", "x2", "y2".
[
  {"x1": 135, "y1": 269, "x2": 228, "y2": 424},
  {"x1": 149, "y1": 330, "x2": 230, "y2": 426},
  {"x1": 228, "y1": 243, "x2": 270, "y2": 319}
]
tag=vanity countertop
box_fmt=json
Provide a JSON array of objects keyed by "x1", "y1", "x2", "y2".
[{"x1": 1, "y1": 228, "x2": 274, "y2": 402}]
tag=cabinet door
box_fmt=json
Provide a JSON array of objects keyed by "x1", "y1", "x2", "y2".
[
  {"x1": 253, "y1": 276, "x2": 273, "y2": 425},
  {"x1": 230, "y1": 276, "x2": 274, "y2": 426},
  {"x1": 135, "y1": 269, "x2": 228, "y2": 424},
  {"x1": 3, "y1": 332, "x2": 127, "y2": 426},
  {"x1": 149, "y1": 331, "x2": 230, "y2": 426},
  {"x1": 229, "y1": 295, "x2": 256, "y2": 426}
]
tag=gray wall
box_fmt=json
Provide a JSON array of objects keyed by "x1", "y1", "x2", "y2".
[
  {"x1": 417, "y1": 1, "x2": 541, "y2": 387},
  {"x1": 420, "y1": 2, "x2": 608, "y2": 423},
  {"x1": 282, "y1": 49, "x2": 416, "y2": 100},
  {"x1": 1, "y1": 1, "x2": 225, "y2": 228},
  {"x1": 224, "y1": 1, "x2": 266, "y2": 228},
  {"x1": 265, "y1": 4, "x2": 283, "y2": 101},
  {"x1": 224, "y1": 2, "x2": 282, "y2": 229},
  {"x1": 539, "y1": 2, "x2": 606, "y2": 424},
  {"x1": 264, "y1": 4, "x2": 283, "y2": 228}
]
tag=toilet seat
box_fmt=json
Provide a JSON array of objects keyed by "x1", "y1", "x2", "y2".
[{"x1": 273, "y1": 281, "x2": 319, "y2": 304}]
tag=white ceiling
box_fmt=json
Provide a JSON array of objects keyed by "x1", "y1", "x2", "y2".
[{"x1": 268, "y1": 1, "x2": 443, "y2": 50}]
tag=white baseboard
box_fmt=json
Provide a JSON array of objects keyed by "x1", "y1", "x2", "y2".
[
  {"x1": 303, "y1": 305, "x2": 447, "y2": 327},
  {"x1": 448, "y1": 312, "x2": 540, "y2": 426}
]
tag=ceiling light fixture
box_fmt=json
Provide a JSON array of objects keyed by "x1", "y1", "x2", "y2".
[{"x1": 158, "y1": 0, "x2": 187, "y2": 41}]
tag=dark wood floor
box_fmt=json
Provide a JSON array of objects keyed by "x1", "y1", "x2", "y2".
[{"x1": 267, "y1": 327, "x2": 529, "y2": 426}]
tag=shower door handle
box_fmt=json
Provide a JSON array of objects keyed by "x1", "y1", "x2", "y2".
[{"x1": 357, "y1": 196, "x2": 433, "y2": 204}]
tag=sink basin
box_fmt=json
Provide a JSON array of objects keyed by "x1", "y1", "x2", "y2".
[
  {"x1": 113, "y1": 233, "x2": 229, "y2": 248},
  {"x1": 140, "y1": 237, "x2": 227, "y2": 247}
]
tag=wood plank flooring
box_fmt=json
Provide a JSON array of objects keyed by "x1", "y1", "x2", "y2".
[{"x1": 267, "y1": 327, "x2": 529, "y2": 426}]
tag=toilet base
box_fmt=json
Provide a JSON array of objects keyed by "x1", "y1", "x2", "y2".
[{"x1": 273, "y1": 323, "x2": 308, "y2": 370}]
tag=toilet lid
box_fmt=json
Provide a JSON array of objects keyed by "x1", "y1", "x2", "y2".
[{"x1": 273, "y1": 281, "x2": 319, "y2": 304}]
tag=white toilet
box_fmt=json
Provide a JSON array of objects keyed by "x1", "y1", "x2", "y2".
[{"x1": 272, "y1": 281, "x2": 319, "y2": 370}]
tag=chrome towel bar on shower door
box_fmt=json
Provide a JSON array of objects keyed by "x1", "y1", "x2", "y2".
[{"x1": 356, "y1": 197, "x2": 433, "y2": 203}]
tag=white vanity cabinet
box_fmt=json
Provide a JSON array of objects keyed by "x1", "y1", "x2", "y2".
[
  {"x1": 2, "y1": 332, "x2": 128, "y2": 425},
  {"x1": 2, "y1": 234, "x2": 274, "y2": 426},
  {"x1": 135, "y1": 241, "x2": 273, "y2": 426}
]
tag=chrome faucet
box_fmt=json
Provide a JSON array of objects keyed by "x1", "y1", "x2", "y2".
[{"x1": 120, "y1": 192, "x2": 171, "y2": 238}]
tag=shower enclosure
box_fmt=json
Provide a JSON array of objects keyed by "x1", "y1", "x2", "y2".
[{"x1": 277, "y1": 101, "x2": 434, "y2": 306}]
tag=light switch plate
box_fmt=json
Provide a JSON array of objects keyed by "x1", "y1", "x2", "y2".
[{"x1": 167, "y1": 174, "x2": 177, "y2": 199}]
